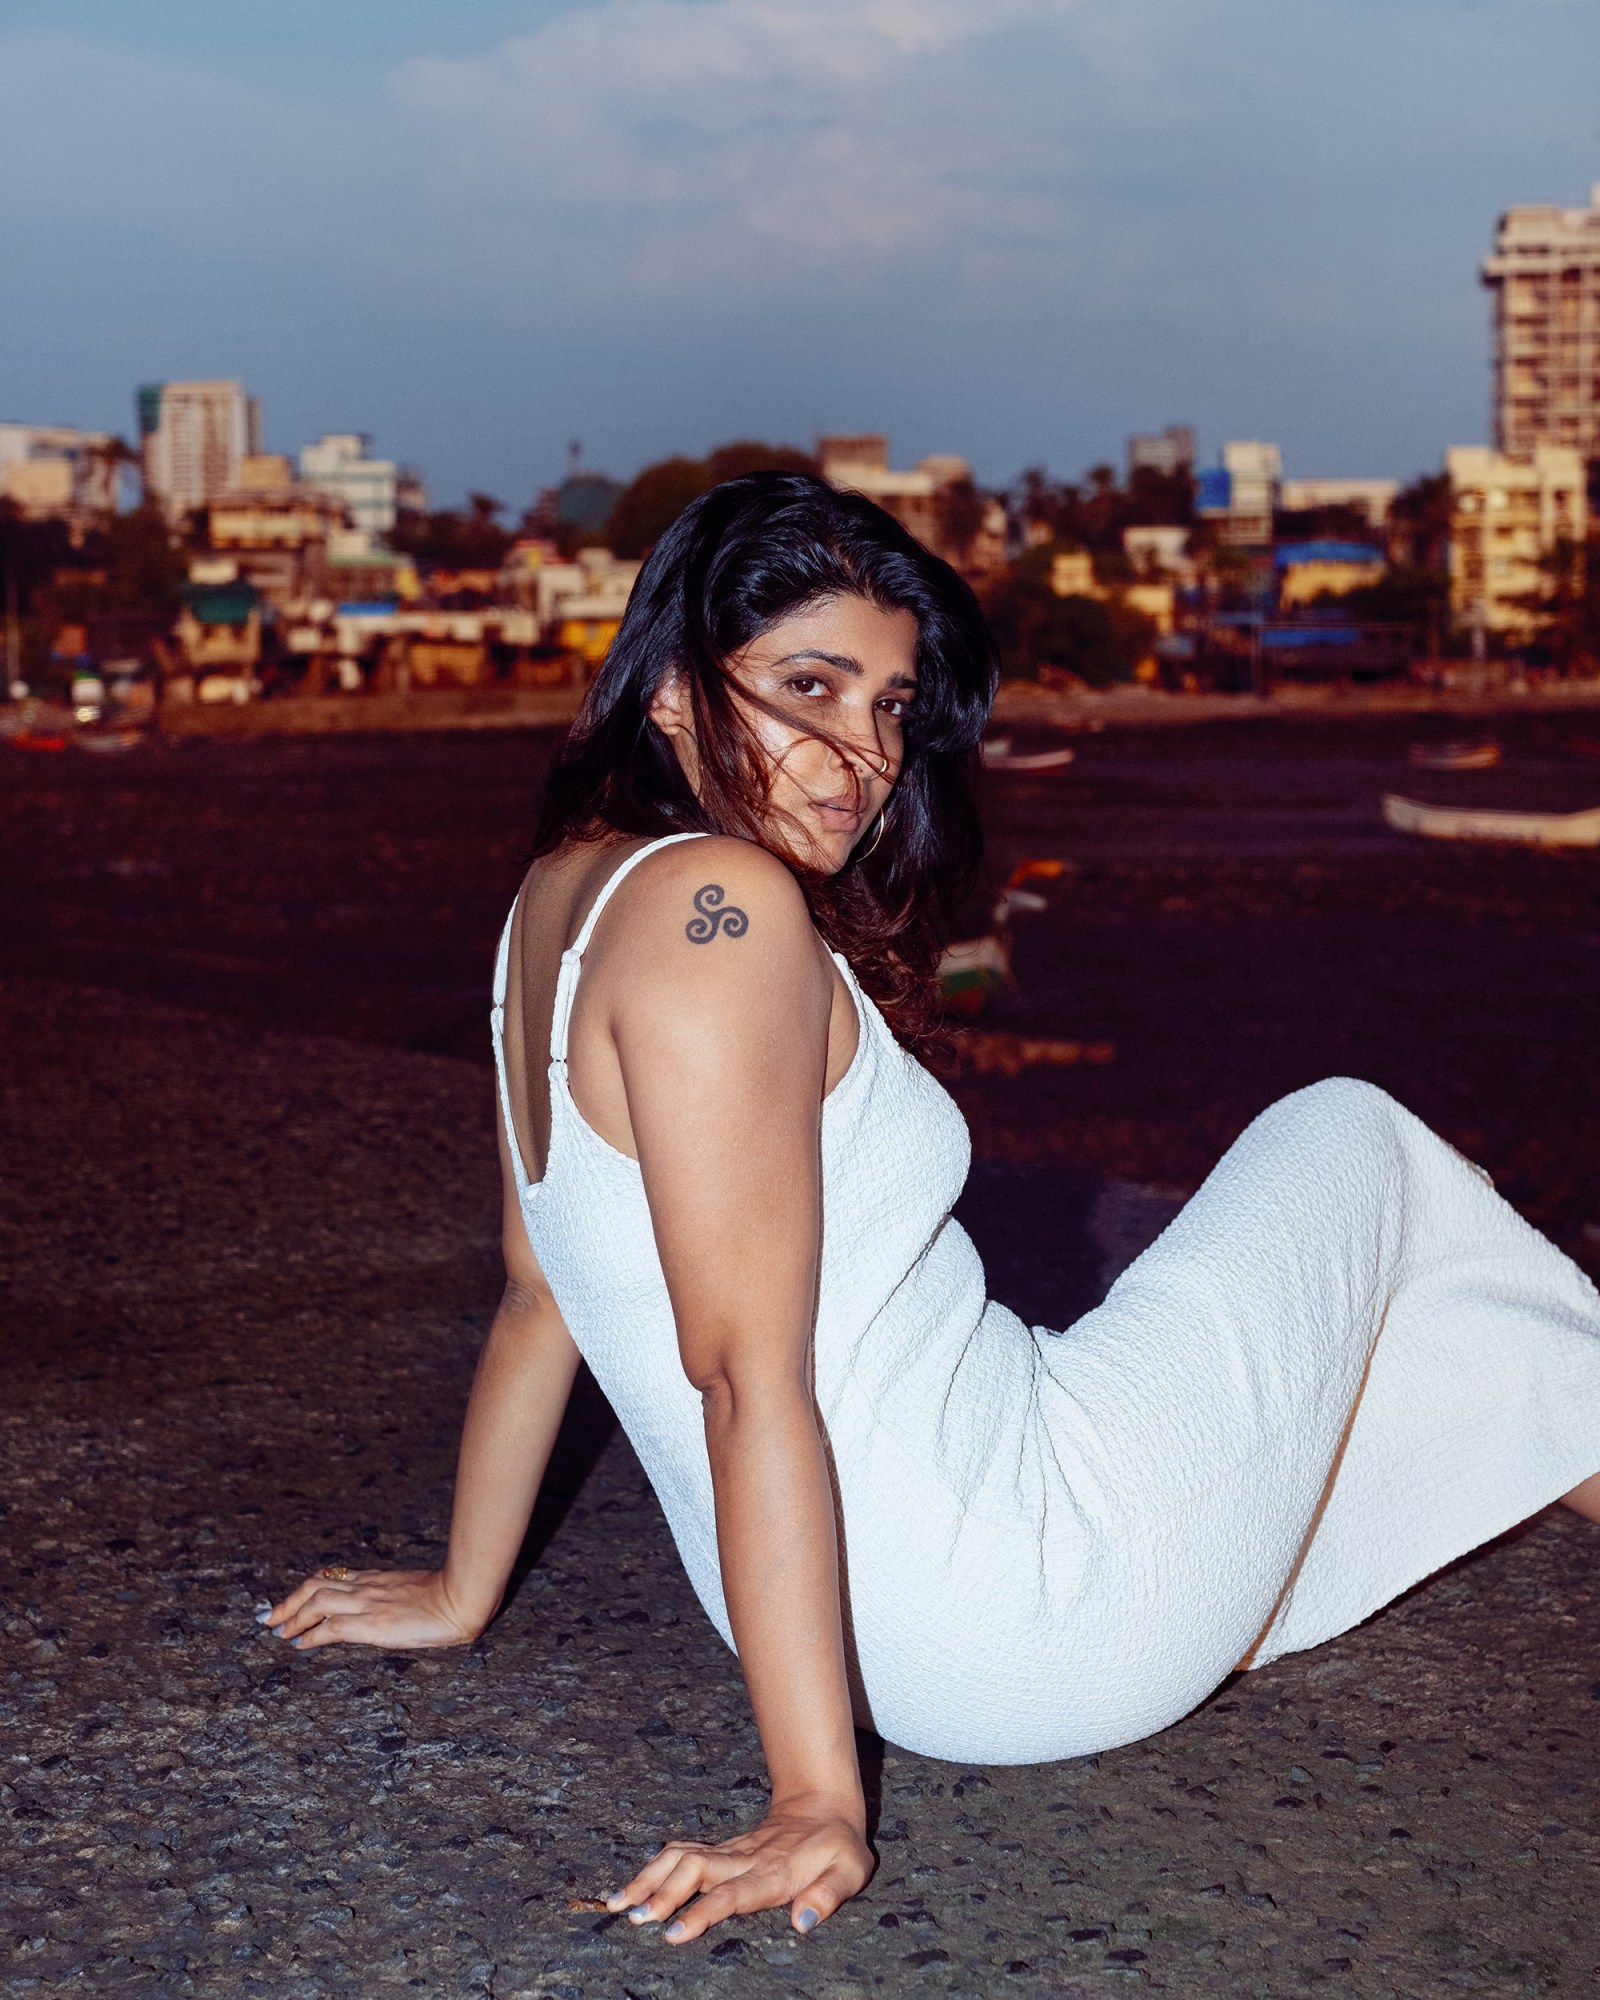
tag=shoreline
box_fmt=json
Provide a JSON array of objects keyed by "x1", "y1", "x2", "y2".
[{"x1": 97, "y1": 674, "x2": 1600, "y2": 741}]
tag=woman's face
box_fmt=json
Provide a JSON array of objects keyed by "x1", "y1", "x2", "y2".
[
  {"x1": 731, "y1": 594, "x2": 918, "y2": 873},
  {"x1": 658, "y1": 593, "x2": 920, "y2": 875}
]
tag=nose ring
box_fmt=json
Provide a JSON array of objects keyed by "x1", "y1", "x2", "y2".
[{"x1": 864, "y1": 751, "x2": 889, "y2": 777}]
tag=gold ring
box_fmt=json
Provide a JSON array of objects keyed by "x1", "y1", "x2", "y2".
[{"x1": 321, "y1": 1565, "x2": 352, "y2": 1581}]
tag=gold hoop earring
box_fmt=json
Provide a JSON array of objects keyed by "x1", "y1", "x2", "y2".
[{"x1": 857, "y1": 807, "x2": 889, "y2": 861}]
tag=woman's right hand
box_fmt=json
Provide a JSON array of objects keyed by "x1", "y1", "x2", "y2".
[
  {"x1": 609, "y1": 1797, "x2": 875, "y2": 1942},
  {"x1": 259, "y1": 1567, "x2": 484, "y2": 1651}
]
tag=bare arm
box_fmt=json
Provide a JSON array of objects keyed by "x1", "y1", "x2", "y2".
[
  {"x1": 439, "y1": 1117, "x2": 583, "y2": 1630},
  {"x1": 265, "y1": 1111, "x2": 581, "y2": 1648},
  {"x1": 603, "y1": 841, "x2": 872, "y2": 1941}
]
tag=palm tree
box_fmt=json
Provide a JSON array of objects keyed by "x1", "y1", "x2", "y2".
[{"x1": 82, "y1": 433, "x2": 143, "y2": 520}]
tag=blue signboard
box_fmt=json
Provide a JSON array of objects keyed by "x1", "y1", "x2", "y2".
[{"x1": 1195, "y1": 467, "x2": 1231, "y2": 516}]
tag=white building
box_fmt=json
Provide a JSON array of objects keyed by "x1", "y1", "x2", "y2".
[
  {"x1": 527, "y1": 548, "x2": 641, "y2": 630},
  {"x1": 1222, "y1": 441, "x2": 1281, "y2": 544},
  {"x1": 0, "y1": 422, "x2": 120, "y2": 523},
  {"x1": 299, "y1": 434, "x2": 399, "y2": 538},
  {"x1": 1279, "y1": 478, "x2": 1399, "y2": 530},
  {"x1": 1446, "y1": 444, "x2": 1587, "y2": 639},
  {"x1": 1127, "y1": 426, "x2": 1195, "y2": 480},
  {"x1": 142, "y1": 381, "x2": 261, "y2": 519},
  {"x1": 1196, "y1": 442, "x2": 1282, "y2": 546},
  {"x1": 819, "y1": 435, "x2": 953, "y2": 542},
  {"x1": 817, "y1": 434, "x2": 1006, "y2": 575},
  {"x1": 1482, "y1": 186, "x2": 1600, "y2": 461},
  {"x1": 1123, "y1": 525, "x2": 1194, "y2": 580}
]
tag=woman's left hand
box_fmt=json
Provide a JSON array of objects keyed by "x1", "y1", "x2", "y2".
[
  {"x1": 261, "y1": 1566, "x2": 481, "y2": 1650},
  {"x1": 607, "y1": 1798, "x2": 874, "y2": 1943}
]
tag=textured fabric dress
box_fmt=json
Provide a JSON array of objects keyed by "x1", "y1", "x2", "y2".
[{"x1": 492, "y1": 832, "x2": 1600, "y2": 1765}]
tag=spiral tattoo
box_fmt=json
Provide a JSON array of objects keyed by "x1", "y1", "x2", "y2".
[{"x1": 685, "y1": 883, "x2": 750, "y2": 944}]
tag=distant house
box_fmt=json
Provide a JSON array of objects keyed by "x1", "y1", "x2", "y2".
[
  {"x1": 1050, "y1": 547, "x2": 1175, "y2": 635},
  {"x1": 175, "y1": 579, "x2": 264, "y2": 688},
  {"x1": 1123, "y1": 525, "x2": 1194, "y2": 579},
  {"x1": 817, "y1": 434, "x2": 1005, "y2": 577},
  {"x1": 1279, "y1": 479, "x2": 1398, "y2": 532},
  {"x1": 326, "y1": 542, "x2": 420, "y2": 608},
  {"x1": 1276, "y1": 540, "x2": 1386, "y2": 608},
  {"x1": 0, "y1": 422, "x2": 121, "y2": 530},
  {"x1": 537, "y1": 549, "x2": 643, "y2": 664},
  {"x1": 1127, "y1": 426, "x2": 1195, "y2": 480},
  {"x1": 200, "y1": 483, "x2": 351, "y2": 613},
  {"x1": 206, "y1": 486, "x2": 347, "y2": 554}
]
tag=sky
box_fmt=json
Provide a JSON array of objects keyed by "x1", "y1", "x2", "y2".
[{"x1": 0, "y1": 1, "x2": 1596, "y2": 508}]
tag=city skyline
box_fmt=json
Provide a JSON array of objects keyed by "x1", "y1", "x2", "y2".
[{"x1": 1, "y1": 1, "x2": 1598, "y2": 505}]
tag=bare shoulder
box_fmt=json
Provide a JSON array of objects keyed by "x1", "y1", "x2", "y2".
[
  {"x1": 595, "y1": 836, "x2": 830, "y2": 1033},
  {"x1": 610, "y1": 835, "x2": 813, "y2": 958}
]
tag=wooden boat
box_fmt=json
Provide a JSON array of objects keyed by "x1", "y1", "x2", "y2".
[
  {"x1": 937, "y1": 932, "x2": 1011, "y2": 1016},
  {"x1": 948, "y1": 1031, "x2": 1116, "y2": 1077},
  {"x1": 1382, "y1": 793, "x2": 1600, "y2": 848},
  {"x1": 1407, "y1": 739, "x2": 1500, "y2": 771},
  {"x1": 981, "y1": 736, "x2": 1076, "y2": 772},
  {"x1": 937, "y1": 859, "x2": 1070, "y2": 1015}
]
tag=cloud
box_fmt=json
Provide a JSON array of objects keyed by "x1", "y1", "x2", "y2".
[
  {"x1": 387, "y1": 0, "x2": 1172, "y2": 290},
  {"x1": 2, "y1": 3, "x2": 1597, "y2": 489}
]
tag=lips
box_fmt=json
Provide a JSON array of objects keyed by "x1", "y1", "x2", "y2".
[{"x1": 809, "y1": 795, "x2": 868, "y2": 829}]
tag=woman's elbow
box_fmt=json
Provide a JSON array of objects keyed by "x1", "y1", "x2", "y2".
[{"x1": 689, "y1": 1356, "x2": 812, "y2": 1435}]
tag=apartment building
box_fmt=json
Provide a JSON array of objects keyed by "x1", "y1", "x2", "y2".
[
  {"x1": 1446, "y1": 444, "x2": 1587, "y2": 639},
  {"x1": 300, "y1": 434, "x2": 399, "y2": 538},
  {"x1": 1482, "y1": 186, "x2": 1600, "y2": 460},
  {"x1": 141, "y1": 381, "x2": 261, "y2": 519}
]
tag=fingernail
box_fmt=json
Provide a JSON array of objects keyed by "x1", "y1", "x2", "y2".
[
  {"x1": 664, "y1": 1921, "x2": 686, "y2": 1942},
  {"x1": 290, "y1": 1636, "x2": 304, "y2": 1649},
  {"x1": 271, "y1": 1624, "x2": 285, "y2": 1637},
  {"x1": 628, "y1": 1904, "x2": 651, "y2": 1923},
  {"x1": 605, "y1": 1894, "x2": 628, "y2": 1910},
  {"x1": 796, "y1": 1907, "x2": 819, "y2": 1933},
  {"x1": 255, "y1": 1610, "x2": 271, "y2": 1625}
]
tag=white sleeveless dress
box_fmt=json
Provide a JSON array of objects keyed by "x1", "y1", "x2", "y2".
[{"x1": 492, "y1": 832, "x2": 1600, "y2": 1764}]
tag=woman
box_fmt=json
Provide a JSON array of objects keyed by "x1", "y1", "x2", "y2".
[{"x1": 264, "y1": 472, "x2": 1600, "y2": 1947}]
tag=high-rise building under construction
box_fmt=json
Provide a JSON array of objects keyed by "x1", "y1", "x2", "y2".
[{"x1": 1481, "y1": 186, "x2": 1600, "y2": 462}]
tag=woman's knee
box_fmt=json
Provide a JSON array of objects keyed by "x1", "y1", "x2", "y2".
[
  {"x1": 1277, "y1": 1076, "x2": 1403, "y2": 1137},
  {"x1": 1246, "y1": 1077, "x2": 1409, "y2": 1189}
]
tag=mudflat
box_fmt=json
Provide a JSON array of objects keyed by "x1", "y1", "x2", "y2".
[{"x1": 3, "y1": 713, "x2": 1598, "y2": 1997}]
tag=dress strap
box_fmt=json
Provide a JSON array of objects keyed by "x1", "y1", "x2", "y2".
[
  {"x1": 490, "y1": 892, "x2": 529, "y2": 1198},
  {"x1": 492, "y1": 898, "x2": 516, "y2": 1009},
  {"x1": 549, "y1": 831, "x2": 708, "y2": 1064}
]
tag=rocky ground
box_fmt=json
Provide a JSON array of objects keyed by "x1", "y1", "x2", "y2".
[{"x1": 3, "y1": 714, "x2": 1600, "y2": 1998}]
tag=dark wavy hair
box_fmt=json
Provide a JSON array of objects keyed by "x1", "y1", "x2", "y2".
[{"x1": 530, "y1": 471, "x2": 997, "y2": 1044}]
